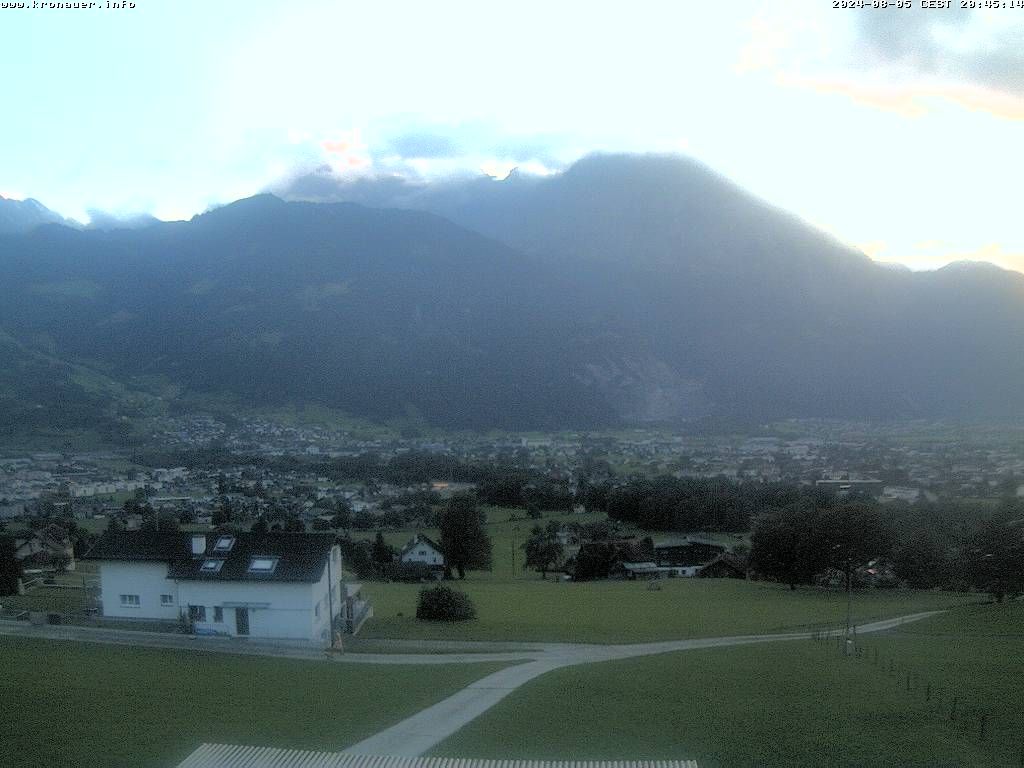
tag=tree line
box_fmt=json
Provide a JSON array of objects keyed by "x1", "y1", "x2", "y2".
[{"x1": 749, "y1": 498, "x2": 1024, "y2": 601}]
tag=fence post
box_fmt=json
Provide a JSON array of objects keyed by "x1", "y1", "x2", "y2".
[
  {"x1": 925, "y1": 683, "x2": 931, "y2": 701},
  {"x1": 950, "y1": 697, "x2": 958, "y2": 722},
  {"x1": 979, "y1": 713, "x2": 987, "y2": 742},
  {"x1": 906, "y1": 672, "x2": 911, "y2": 692}
]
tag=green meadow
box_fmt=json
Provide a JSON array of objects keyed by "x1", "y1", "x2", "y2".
[
  {"x1": 0, "y1": 637, "x2": 503, "y2": 768},
  {"x1": 433, "y1": 603, "x2": 1024, "y2": 767}
]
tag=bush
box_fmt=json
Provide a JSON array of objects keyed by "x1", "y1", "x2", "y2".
[{"x1": 415, "y1": 585, "x2": 476, "y2": 622}]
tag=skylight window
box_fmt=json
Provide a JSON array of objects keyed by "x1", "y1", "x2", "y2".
[
  {"x1": 213, "y1": 536, "x2": 235, "y2": 552},
  {"x1": 200, "y1": 559, "x2": 224, "y2": 573},
  {"x1": 248, "y1": 556, "x2": 278, "y2": 574}
]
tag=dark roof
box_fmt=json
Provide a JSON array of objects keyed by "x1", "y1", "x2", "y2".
[
  {"x1": 85, "y1": 531, "x2": 337, "y2": 583},
  {"x1": 83, "y1": 531, "x2": 189, "y2": 562}
]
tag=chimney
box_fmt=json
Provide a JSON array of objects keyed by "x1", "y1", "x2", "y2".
[{"x1": 191, "y1": 534, "x2": 206, "y2": 556}]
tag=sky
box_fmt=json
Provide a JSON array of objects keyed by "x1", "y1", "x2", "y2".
[{"x1": 1, "y1": 0, "x2": 1022, "y2": 272}]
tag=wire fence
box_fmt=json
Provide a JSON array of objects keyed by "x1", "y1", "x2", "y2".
[{"x1": 810, "y1": 627, "x2": 1024, "y2": 766}]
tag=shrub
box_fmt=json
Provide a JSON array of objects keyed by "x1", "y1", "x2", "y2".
[{"x1": 415, "y1": 585, "x2": 476, "y2": 622}]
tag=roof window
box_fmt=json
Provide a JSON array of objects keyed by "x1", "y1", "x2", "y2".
[{"x1": 248, "y1": 556, "x2": 278, "y2": 574}]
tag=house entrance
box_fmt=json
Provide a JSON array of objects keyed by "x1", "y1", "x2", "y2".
[{"x1": 235, "y1": 608, "x2": 249, "y2": 636}]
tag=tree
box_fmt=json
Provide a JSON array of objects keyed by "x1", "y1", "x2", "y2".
[
  {"x1": 522, "y1": 524, "x2": 564, "y2": 579},
  {"x1": 821, "y1": 503, "x2": 894, "y2": 591},
  {"x1": 962, "y1": 514, "x2": 1024, "y2": 602},
  {"x1": 331, "y1": 498, "x2": 352, "y2": 530},
  {"x1": 893, "y1": 532, "x2": 952, "y2": 589},
  {"x1": 749, "y1": 503, "x2": 829, "y2": 589},
  {"x1": 438, "y1": 494, "x2": 492, "y2": 579},
  {"x1": 141, "y1": 511, "x2": 180, "y2": 533},
  {"x1": 105, "y1": 516, "x2": 125, "y2": 533},
  {"x1": 0, "y1": 535, "x2": 22, "y2": 596},
  {"x1": 212, "y1": 500, "x2": 234, "y2": 527},
  {"x1": 250, "y1": 515, "x2": 269, "y2": 535},
  {"x1": 372, "y1": 531, "x2": 397, "y2": 573}
]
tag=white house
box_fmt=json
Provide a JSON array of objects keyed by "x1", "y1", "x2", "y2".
[
  {"x1": 399, "y1": 533, "x2": 445, "y2": 568},
  {"x1": 84, "y1": 531, "x2": 352, "y2": 646}
]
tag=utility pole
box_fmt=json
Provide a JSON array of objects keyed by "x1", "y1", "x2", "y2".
[
  {"x1": 510, "y1": 526, "x2": 517, "y2": 576},
  {"x1": 845, "y1": 554, "x2": 853, "y2": 656}
]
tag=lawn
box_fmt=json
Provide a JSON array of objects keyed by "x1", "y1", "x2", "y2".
[
  {"x1": 432, "y1": 603, "x2": 1024, "y2": 767},
  {"x1": 0, "y1": 637, "x2": 504, "y2": 768},
  {"x1": 359, "y1": 578, "x2": 977, "y2": 644},
  {"x1": 356, "y1": 509, "x2": 970, "y2": 645},
  {"x1": 351, "y1": 506, "x2": 607, "y2": 581}
]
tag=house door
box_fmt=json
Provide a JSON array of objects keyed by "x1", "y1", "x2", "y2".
[{"x1": 235, "y1": 608, "x2": 249, "y2": 636}]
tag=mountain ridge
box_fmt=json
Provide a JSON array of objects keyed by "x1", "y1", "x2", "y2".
[{"x1": 2, "y1": 154, "x2": 1023, "y2": 436}]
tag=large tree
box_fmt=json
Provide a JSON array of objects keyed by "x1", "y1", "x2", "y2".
[
  {"x1": 749, "y1": 502, "x2": 830, "y2": 589},
  {"x1": 439, "y1": 494, "x2": 492, "y2": 579},
  {"x1": 0, "y1": 535, "x2": 22, "y2": 596},
  {"x1": 372, "y1": 531, "x2": 397, "y2": 573},
  {"x1": 522, "y1": 523, "x2": 564, "y2": 579},
  {"x1": 962, "y1": 513, "x2": 1024, "y2": 602},
  {"x1": 821, "y1": 503, "x2": 894, "y2": 591}
]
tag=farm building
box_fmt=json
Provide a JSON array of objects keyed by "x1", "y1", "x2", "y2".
[{"x1": 84, "y1": 531, "x2": 364, "y2": 645}]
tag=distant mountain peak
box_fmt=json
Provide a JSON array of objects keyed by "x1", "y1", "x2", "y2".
[{"x1": 0, "y1": 196, "x2": 70, "y2": 234}]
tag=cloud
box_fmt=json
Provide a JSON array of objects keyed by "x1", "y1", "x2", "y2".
[
  {"x1": 853, "y1": 9, "x2": 1024, "y2": 97},
  {"x1": 780, "y1": 73, "x2": 1024, "y2": 121},
  {"x1": 84, "y1": 209, "x2": 162, "y2": 230},
  {"x1": 738, "y1": 7, "x2": 1024, "y2": 120},
  {"x1": 388, "y1": 132, "x2": 460, "y2": 159},
  {"x1": 320, "y1": 130, "x2": 371, "y2": 172}
]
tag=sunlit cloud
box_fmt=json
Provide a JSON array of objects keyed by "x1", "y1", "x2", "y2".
[
  {"x1": 779, "y1": 73, "x2": 1024, "y2": 121},
  {"x1": 320, "y1": 130, "x2": 371, "y2": 173}
]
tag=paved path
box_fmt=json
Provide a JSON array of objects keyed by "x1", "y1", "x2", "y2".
[
  {"x1": 0, "y1": 611, "x2": 942, "y2": 758},
  {"x1": 343, "y1": 611, "x2": 942, "y2": 756}
]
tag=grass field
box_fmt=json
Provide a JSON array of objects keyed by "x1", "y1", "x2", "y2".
[
  {"x1": 359, "y1": 578, "x2": 978, "y2": 644},
  {"x1": 432, "y1": 603, "x2": 1024, "y2": 767},
  {"x1": 0, "y1": 637, "x2": 504, "y2": 768},
  {"x1": 354, "y1": 508, "x2": 976, "y2": 644},
  {"x1": 351, "y1": 506, "x2": 608, "y2": 581}
]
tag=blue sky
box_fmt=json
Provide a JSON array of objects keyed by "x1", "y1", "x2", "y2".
[{"x1": 2, "y1": 0, "x2": 1022, "y2": 271}]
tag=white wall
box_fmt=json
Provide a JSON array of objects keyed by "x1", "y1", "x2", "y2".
[
  {"x1": 309, "y1": 545, "x2": 344, "y2": 644},
  {"x1": 95, "y1": 544, "x2": 344, "y2": 645},
  {"x1": 178, "y1": 579, "x2": 316, "y2": 641},
  {"x1": 401, "y1": 539, "x2": 443, "y2": 566},
  {"x1": 97, "y1": 561, "x2": 179, "y2": 620}
]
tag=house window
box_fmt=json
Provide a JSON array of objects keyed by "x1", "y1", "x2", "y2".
[
  {"x1": 213, "y1": 606, "x2": 223, "y2": 623},
  {"x1": 248, "y1": 556, "x2": 279, "y2": 574},
  {"x1": 188, "y1": 605, "x2": 206, "y2": 622},
  {"x1": 200, "y1": 559, "x2": 224, "y2": 573},
  {"x1": 120, "y1": 594, "x2": 140, "y2": 608},
  {"x1": 160, "y1": 594, "x2": 174, "y2": 606},
  {"x1": 213, "y1": 536, "x2": 235, "y2": 553}
]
